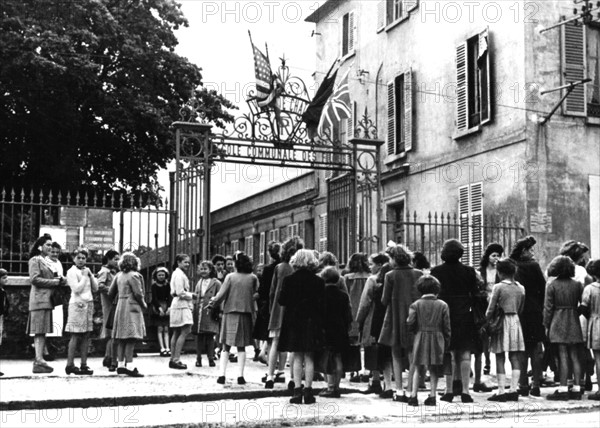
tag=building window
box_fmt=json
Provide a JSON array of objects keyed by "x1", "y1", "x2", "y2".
[
  {"x1": 455, "y1": 29, "x2": 491, "y2": 136},
  {"x1": 287, "y1": 223, "x2": 298, "y2": 238},
  {"x1": 268, "y1": 228, "x2": 279, "y2": 243},
  {"x1": 562, "y1": 20, "x2": 600, "y2": 118},
  {"x1": 459, "y1": 182, "x2": 483, "y2": 267},
  {"x1": 230, "y1": 240, "x2": 239, "y2": 253},
  {"x1": 378, "y1": 0, "x2": 419, "y2": 30},
  {"x1": 387, "y1": 69, "x2": 413, "y2": 156},
  {"x1": 319, "y1": 214, "x2": 328, "y2": 253},
  {"x1": 341, "y1": 10, "x2": 357, "y2": 58}
]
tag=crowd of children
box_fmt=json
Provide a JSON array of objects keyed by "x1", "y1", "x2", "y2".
[{"x1": 0, "y1": 233, "x2": 599, "y2": 407}]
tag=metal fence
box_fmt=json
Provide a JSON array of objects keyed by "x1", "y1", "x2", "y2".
[
  {"x1": 0, "y1": 187, "x2": 173, "y2": 278},
  {"x1": 383, "y1": 212, "x2": 525, "y2": 267}
]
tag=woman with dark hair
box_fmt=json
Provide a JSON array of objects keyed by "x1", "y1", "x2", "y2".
[
  {"x1": 209, "y1": 252, "x2": 257, "y2": 385},
  {"x1": 510, "y1": 235, "x2": 546, "y2": 397},
  {"x1": 264, "y1": 236, "x2": 304, "y2": 389},
  {"x1": 27, "y1": 234, "x2": 66, "y2": 373},
  {"x1": 108, "y1": 252, "x2": 146, "y2": 377},
  {"x1": 430, "y1": 239, "x2": 479, "y2": 403},
  {"x1": 412, "y1": 251, "x2": 431, "y2": 274},
  {"x1": 98, "y1": 250, "x2": 120, "y2": 370},
  {"x1": 253, "y1": 241, "x2": 281, "y2": 363},
  {"x1": 169, "y1": 254, "x2": 195, "y2": 370},
  {"x1": 474, "y1": 242, "x2": 503, "y2": 386},
  {"x1": 379, "y1": 244, "x2": 423, "y2": 402},
  {"x1": 356, "y1": 252, "x2": 393, "y2": 396},
  {"x1": 544, "y1": 255, "x2": 584, "y2": 400}
]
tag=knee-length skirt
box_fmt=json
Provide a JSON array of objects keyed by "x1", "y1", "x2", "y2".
[
  {"x1": 26, "y1": 309, "x2": 53, "y2": 335},
  {"x1": 219, "y1": 312, "x2": 252, "y2": 348},
  {"x1": 170, "y1": 307, "x2": 193, "y2": 328},
  {"x1": 65, "y1": 301, "x2": 94, "y2": 333},
  {"x1": 490, "y1": 314, "x2": 525, "y2": 353}
]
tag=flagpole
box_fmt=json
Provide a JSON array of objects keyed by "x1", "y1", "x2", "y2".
[{"x1": 263, "y1": 42, "x2": 281, "y2": 142}]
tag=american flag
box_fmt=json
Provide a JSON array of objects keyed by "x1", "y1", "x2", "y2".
[
  {"x1": 252, "y1": 43, "x2": 274, "y2": 107},
  {"x1": 318, "y1": 69, "x2": 351, "y2": 135}
]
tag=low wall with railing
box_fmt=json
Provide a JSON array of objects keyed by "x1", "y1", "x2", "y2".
[{"x1": 0, "y1": 276, "x2": 194, "y2": 359}]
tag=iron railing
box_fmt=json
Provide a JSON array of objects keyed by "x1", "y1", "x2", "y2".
[
  {"x1": 382, "y1": 212, "x2": 525, "y2": 267},
  {"x1": 0, "y1": 187, "x2": 173, "y2": 279}
]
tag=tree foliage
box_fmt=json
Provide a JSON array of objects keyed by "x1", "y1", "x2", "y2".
[{"x1": 0, "y1": 0, "x2": 236, "y2": 202}]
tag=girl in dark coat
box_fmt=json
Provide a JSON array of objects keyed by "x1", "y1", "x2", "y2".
[
  {"x1": 279, "y1": 249, "x2": 325, "y2": 405},
  {"x1": 150, "y1": 267, "x2": 171, "y2": 357},
  {"x1": 319, "y1": 267, "x2": 352, "y2": 398},
  {"x1": 544, "y1": 256, "x2": 584, "y2": 400},
  {"x1": 510, "y1": 235, "x2": 546, "y2": 396},
  {"x1": 430, "y1": 239, "x2": 478, "y2": 403}
]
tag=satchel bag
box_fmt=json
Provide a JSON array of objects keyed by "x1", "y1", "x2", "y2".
[
  {"x1": 105, "y1": 303, "x2": 117, "y2": 330},
  {"x1": 485, "y1": 305, "x2": 504, "y2": 336},
  {"x1": 341, "y1": 345, "x2": 362, "y2": 372}
]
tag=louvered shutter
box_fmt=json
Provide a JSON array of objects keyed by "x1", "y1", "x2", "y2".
[
  {"x1": 349, "y1": 101, "x2": 356, "y2": 140},
  {"x1": 349, "y1": 11, "x2": 357, "y2": 54},
  {"x1": 319, "y1": 214, "x2": 328, "y2": 252},
  {"x1": 456, "y1": 42, "x2": 468, "y2": 132},
  {"x1": 245, "y1": 236, "x2": 254, "y2": 262},
  {"x1": 259, "y1": 232, "x2": 265, "y2": 264},
  {"x1": 377, "y1": 1, "x2": 386, "y2": 30},
  {"x1": 470, "y1": 183, "x2": 483, "y2": 266},
  {"x1": 479, "y1": 28, "x2": 491, "y2": 124},
  {"x1": 459, "y1": 185, "x2": 470, "y2": 263},
  {"x1": 387, "y1": 80, "x2": 396, "y2": 155},
  {"x1": 404, "y1": 69, "x2": 413, "y2": 152},
  {"x1": 561, "y1": 20, "x2": 587, "y2": 116}
]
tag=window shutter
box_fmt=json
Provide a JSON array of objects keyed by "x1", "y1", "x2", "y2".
[
  {"x1": 404, "y1": 69, "x2": 413, "y2": 152},
  {"x1": 455, "y1": 42, "x2": 468, "y2": 132},
  {"x1": 245, "y1": 236, "x2": 254, "y2": 261},
  {"x1": 387, "y1": 80, "x2": 396, "y2": 155},
  {"x1": 377, "y1": 1, "x2": 386, "y2": 30},
  {"x1": 259, "y1": 232, "x2": 265, "y2": 264},
  {"x1": 470, "y1": 183, "x2": 483, "y2": 267},
  {"x1": 479, "y1": 28, "x2": 491, "y2": 124},
  {"x1": 561, "y1": 20, "x2": 587, "y2": 116},
  {"x1": 349, "y1": 11, "x2": 357, "y2": 54},
  {"x1": 349, "y1": 100, "x2": 356, "y2": 140},
  {"x1": 458, "y1": 185, "x2": 470, "y2": 263},
  {"x1": 319, "y1": 214, "x2": 328, "y2": 253}
]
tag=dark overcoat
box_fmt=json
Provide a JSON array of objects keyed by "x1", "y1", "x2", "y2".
[
  {"x1": 323, "y1": 284, "x2": 352, "y2": 351},
  {"x1": 514, "y1": 259, "x2": 546, "y2": 343},
  {"x1": 431, "y1": 261, "x2": 479, "y2": 352},
  {"x1": 278, "y1": 268, "x2": 325, "y2": 352}
]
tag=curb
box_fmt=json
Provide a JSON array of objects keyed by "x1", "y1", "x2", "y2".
[{"x1": 0, "y1": 387, "x2": 363, "y2": 411}]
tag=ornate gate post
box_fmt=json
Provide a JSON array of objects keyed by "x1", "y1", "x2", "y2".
[{"x1": 172, "y1": 106, "x2": 213, "y2": 267}]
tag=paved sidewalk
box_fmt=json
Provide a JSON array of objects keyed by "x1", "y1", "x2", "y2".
[{"x1": 0, "y1": 351, "x2": 599, "y2": 421}]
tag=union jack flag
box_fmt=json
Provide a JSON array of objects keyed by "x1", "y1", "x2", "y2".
[{"x1": 318, "y1": 69, "x2": 351, "y2": 135}]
